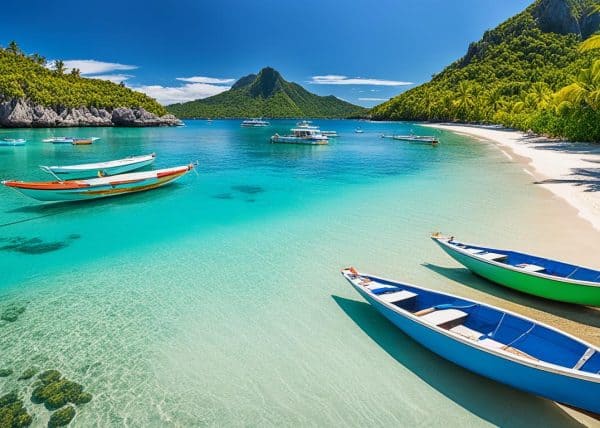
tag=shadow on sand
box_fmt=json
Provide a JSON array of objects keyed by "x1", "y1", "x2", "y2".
[
  {"x1": 535, "y1": 166, "x2": 600, "y2": 193},
  {"x1": 422, "y1": 263, "x2": 600, "y2": 328},
  {"x1": 332, "y1": 295, "x2": 582, "y2": 427}
]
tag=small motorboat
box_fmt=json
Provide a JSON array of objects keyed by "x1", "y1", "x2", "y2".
[
  {"x1": 40, "y1": 153, "x2": 156, "y2": 180},
  {"x1": 0, "y1": 138, "x2": 26, "y2": 146},
  {"x1": 71, "y1": 138, "x2": 95, "y2": 145},
  {"x1": 341, "y1": 267, "x2": 600, "y2": 414},
  {"x1": 2, "y1": 164, "x2": 195, "y2": 202},
  {"x1": 241, "y1": 118, "x2": 270, "y2": 127},
  {"x1": 271, "y1": 128, "x2": 328, "y2": 145},
  {"x1": 382, "y1": 134, "x2": 439, "y2": 145},
  {"x1": 354, "y1": 128, "x2": 364, "y2": 133},
  {"x1": 42, "y1": 137, "x2": 99, "y2": 144},
  {"x1": 321, "y1": 131, "x2": 339, "y2": 138},
  {"x1": 431, "y1": 234, "x2": 600, "y2": 306}
]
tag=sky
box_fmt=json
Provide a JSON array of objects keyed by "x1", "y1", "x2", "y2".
[{"x1": 0, "y1": 0, "x2": 532, "y2": 107}]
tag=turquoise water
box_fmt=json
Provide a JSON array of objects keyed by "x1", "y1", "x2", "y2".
[{"x1": 0, "y1": 120, "x2": 585, "y2": 426}]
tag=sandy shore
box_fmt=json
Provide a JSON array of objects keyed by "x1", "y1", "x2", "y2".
[{"x1": 423, "y1": 123, "x2": 600, "y2": 232}]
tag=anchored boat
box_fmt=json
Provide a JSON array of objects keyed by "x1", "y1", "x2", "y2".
[
  {"x1": 431, "y1": 234, "x2": 600, "y2": 306},
  {"x1": 0, "y1": 138, "x2": 26, "y2": 146},
  {"x1": 341, "y1": 267, "x2": 600, "y2": 414},
  {"x1": 2, "y1": 164, "x2": 194, "y2": 202},
  {"x1": 296, "y1": 121, "x2": 338, "y2": 137},
  {"x1": 42, "y1": 137, "x2": 99, "y2": 144},
  {"x1": 382, "y1": 134, "x2": 439, "y2": 145},
  {"x1": 40, "y1": 153, "x2": 156, "y2": 180},
  {"x1": 241, "y1": 118, "x2": 270, "y2": 127},
  {"x1": 271, "y1": 128, "x2": 328, "y2": 145}
]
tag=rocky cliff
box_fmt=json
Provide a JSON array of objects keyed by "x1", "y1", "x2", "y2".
[{"x1": 0, "y1": 99, "x2": 181, "y2": 128}]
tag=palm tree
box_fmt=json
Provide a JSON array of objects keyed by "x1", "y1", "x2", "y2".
[
  {"x1": 70, "y1": 68, "x2": 81, "y2": 77},
  {"x1": 528, "y1": 82, "x2": 552, "y2": 109},
  {"x1": 452, "y1": 81, "x2": 476, "y2": 119},
  {"x1": 6, "y1": 41, "x2": 21, "y2": 55},
  {"x1": 30, "y1": 53, "x2": 46, "y2": 65},
  {"x1": 554, "y1": 59, "x2": 600, "y2": 111},
  {"x1": 54, "y1": 60, "x2": 65, "y2": 75}
]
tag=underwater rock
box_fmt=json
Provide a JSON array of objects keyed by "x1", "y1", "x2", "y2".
[
  {"x1": 1, "y1": 303, "x2": 26, "y2": 322},
  {"x1": 18, "y1": 368, "x2": 38, "y2": 381},
  {"x1": 212, "y1": 192, "x2": 234, "y2": 200},
  {"x1": 0, "y1": 237, "x2": 67, "y2": 255},
  {"x1": 47, "y1": 405, "x2": 75, "y2": 427},
  {"x1": 32, "y1": 370, "x2": 92, "y2": 410},
  {"x1": 0, "y1": 392, "x2": 32, "y2": 427},
  {"x1": 231, "y1": 185, "x2": 264, "y2": 194},
  {"x1": 0, "y1": 368, "x2": 13, "y2": 377}
]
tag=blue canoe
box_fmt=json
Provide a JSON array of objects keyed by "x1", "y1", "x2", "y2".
[{"x1": 341, "y1": 268, "x2": 600, "y2": 414}]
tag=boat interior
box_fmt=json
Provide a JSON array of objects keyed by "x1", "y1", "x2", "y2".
[
  {"x1": 351, "y1": 273, "x2": 600, "y2": 375},
  {"x1": 447, "y1": 239, "x2": 600, "y2": 283}
]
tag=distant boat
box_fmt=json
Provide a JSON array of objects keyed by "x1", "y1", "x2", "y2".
[
  {"x1": 341, "y1": 267, "x2": 600, "y2": 414},
  {"x1": 0, "y1": 138, "x2": 26, "y2": 146},
  {"x1": 354, "y1": 127, "x2": 364, "y2": 133},
  {"x1": 321, "y1": 131, "x2": 338, "y2": 138},
  {"x1": 241, "y1": 118, "x2": 270, "y2": 127},
  {"x1": 39, "y1": 153, "x2": 156, "y2": 180},
  {"x1": 382, "y1": 134, "x2": 439, "y2": 145},
  {"x1": 431, "y1": 234, "x2": 600, "y2": 306},
  {"x1": 271, "y1": 127, "x2": 328, "y2": 145},
  {"x1": 42, "y1": 137, "x2": 100, "y2": 144},
  {"x1": 2, "y1": 164, "x2": 194, "y2": 202}
]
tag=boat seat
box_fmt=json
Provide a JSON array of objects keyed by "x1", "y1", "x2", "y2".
[
  {"x1": 573, "y1": 348, "x2": 595, "y2": 370},
  {"x1": 478, "y1": 338, "x2": 538, "y2": 361},
  {"x1": 449, "y1": 325, "x2": 484, "y2": 340},
  {"x1": 462, "y1": 248, "x2": 484, "y2": 255},
  {"x1": 378, "y1": 290, "x2": 418, "y2": 304},
  {"x1": 477, "y1": 252, "x2": 508, "y2": 261},
  {"x1": 365, "y1": 281, "x2": 393, "y2": 291},
  {"x1": 515, "y1": 263, "x2": 545, "y2": 273},
  {"x1": 419, "y1": 309, "x2": 468, "y2": 328}
]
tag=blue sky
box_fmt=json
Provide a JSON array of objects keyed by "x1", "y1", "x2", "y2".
[{"x1": 0, "y1": 0, "x2": 531, "y2": 106}]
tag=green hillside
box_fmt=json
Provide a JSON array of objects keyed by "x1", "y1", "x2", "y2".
[
  {"x1": 167, "y1": 67, "x2": 367, "y2": 118},
  {"x1": 370, "y1": 0, "x2": 600, "y2": 141},
  {"x1": 0, "y1": 42, "x2": 166, "y2": 115}
]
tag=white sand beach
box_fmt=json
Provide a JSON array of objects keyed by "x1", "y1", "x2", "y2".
[{"x1": 424, "y1": 123, "x2": 600, "y2": 232}]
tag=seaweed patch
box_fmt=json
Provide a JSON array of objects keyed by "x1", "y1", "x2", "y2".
[
  {"x1": 1, "y1": 302, "x2": 27, "y2": 322},
  {"x1": 212, "y1": 193, "x2": 234, "y2": 200},
  {"x1": 0, "y1": 234, "x2": 80, "y2": 255}
]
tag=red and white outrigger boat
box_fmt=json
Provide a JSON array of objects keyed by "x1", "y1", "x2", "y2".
[{"x1": 2, "y1": 164, "x2": 195, "y2": 202}]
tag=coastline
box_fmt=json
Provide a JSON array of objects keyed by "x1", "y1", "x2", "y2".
[{"x1": 423, "y1": 123, "x2": 600, "y2": 232}]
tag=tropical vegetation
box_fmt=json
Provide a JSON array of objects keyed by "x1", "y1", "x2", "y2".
[
  {"x1": 0, "y1": 42, "x2": 166, "y2": 115},
  {"x1": 370, "y1": 0, "x2": 600, "y2": 142},
  {"x1": 167, "y1": 67, "x2": 366, "y2": 118}
]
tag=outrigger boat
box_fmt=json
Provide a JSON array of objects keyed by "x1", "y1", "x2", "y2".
[
  {"x1": 431, "y1": 234, "x2": 600, "y2": 306},
  {"x1": 40, "y1": 153, "x2": 156, "y2": 180},
  {"x1": 271, "y1": 128, "x2": 328, "y2": 145},
  {"x1": 2, "y1": 164, "x2": 194, "y2": 202},
  {"x1": 341, "y1": 267, "x2": 600, "y2": 414},
  {"x1": 0, "y1": 138, "x2": 26, "y2": 146},
  {"x1": 42, "y1": 137, "x2": 100, "y2": 144},
  {"x1": 382, "y1": 134, "x2": 439, "y2": 145},
  {"x1": 241, "y1": 118, "x2": 270, "y2": 127}
]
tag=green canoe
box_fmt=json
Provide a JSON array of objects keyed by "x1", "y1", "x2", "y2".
[{"x1": 431, "y1": 234, "x2": 600, "y2": 306}]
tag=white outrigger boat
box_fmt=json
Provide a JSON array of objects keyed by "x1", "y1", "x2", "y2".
[
  {"x1": 271, "y1": 128, "x2": 328, "y2": 145},
  {"x1": 2, "y1": 164, "x2": 195, "y2": 202},
  {"x1": 382, "y1": 134, "x2": 439, "y2": 145},
  {"x1": 0, "y1": 138, "x2": 26, "y2": 146},
  {"x1": 39, "y1": 153, "x2": 156, "y2": 180},
  {"x1": 42, "y1": 137, "x2": 100, "y2": 144},
  {"x1": 241, "y1": 118, "x2": 270, "y2": 127}
]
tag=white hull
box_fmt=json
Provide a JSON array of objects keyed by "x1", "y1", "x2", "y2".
[{"x1": 41, "y1": 154, "x2": 156, "y2": 179}]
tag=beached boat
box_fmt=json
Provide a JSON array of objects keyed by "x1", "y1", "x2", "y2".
[
  {"x1": 241, "y1": 118, "x2": 270, "y2": 127},
  {"x1": 382, "y1": 134, "x2": 439, "y2": 145},
  {"x1": 40, "y1": 153, "x2": 156, "y2": 180},
  {"x1": 271, "y1": 128, "x2": 328, "y2": 145},
  {"x1": 2, "y1": 164, "x2": 194, "y2": 202},
  {"x1": 341, "y1": 267, "x2": 600, "y2": 414},
  {"x1": 431, "y1": 234, "x2": 600, "y2": 306},
  {"x1": 0, "y1": 138, "x2": 26, "y2": 146},
  {"x1": 42, "y1": 137, "x2": 99, "y2": 144}
]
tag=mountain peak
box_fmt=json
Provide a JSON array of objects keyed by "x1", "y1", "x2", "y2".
[{"x1": 248, "y1": 67, "x2": 285, "y2": 98}]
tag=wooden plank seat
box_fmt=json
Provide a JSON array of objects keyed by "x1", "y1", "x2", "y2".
[
  {"x1": 478, "y1": 338, "x2": 538, "y2": 361},
  {"x1": 417, "y1": 309, "x2": 468, "y2": 329},
  {"x1": 477, "y1": 252, "x2": 508, "y2": 262},
  {"x1": 515, "y1": 263, "x2": 545, "y2": 273},
  {"x1": 378, "y1": 290, "x2": 418, "y2": 304},
  {"x1": 449, "y1": 324, "x2": 484, "y2": 340}
]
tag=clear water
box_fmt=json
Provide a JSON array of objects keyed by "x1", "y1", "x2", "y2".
[{"x1": 0, "y1": 120, "x2": 584, "y2": 426}]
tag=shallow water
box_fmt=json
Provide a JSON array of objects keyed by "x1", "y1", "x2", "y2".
[{"x1": 0, "y1": 120, "x2": 595, "y2": 426}]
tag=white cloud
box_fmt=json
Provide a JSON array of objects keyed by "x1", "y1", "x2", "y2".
[
  {"x1": 130, "y1": 82, "x2": 231, "y2": 105},
  {"x1": 61, "y1": 60, "x2": 138, "y2": 75},
  {"x1": 358, "y1": 97, "x2": 389, "y2": 101},
  {"x1": 310, "y1": 75, "x2": 412, "y2": 86},
  {"x1": 88, "y1": 74, "x2": 133, "y2": 83},
  {"x1": 176, "y1": 76, "x2": 235, "y2": 84}
]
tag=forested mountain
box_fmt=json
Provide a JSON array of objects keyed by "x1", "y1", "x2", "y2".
[
  {"x1": 370, "y1": 0, "x2": 600, "y2": 141},
  {"x1": 0, "y1": 42, "x2": 178, "y2": 127},
  {"x1": 167, "y1": 67, "x2": 367, "y2": 118}
]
